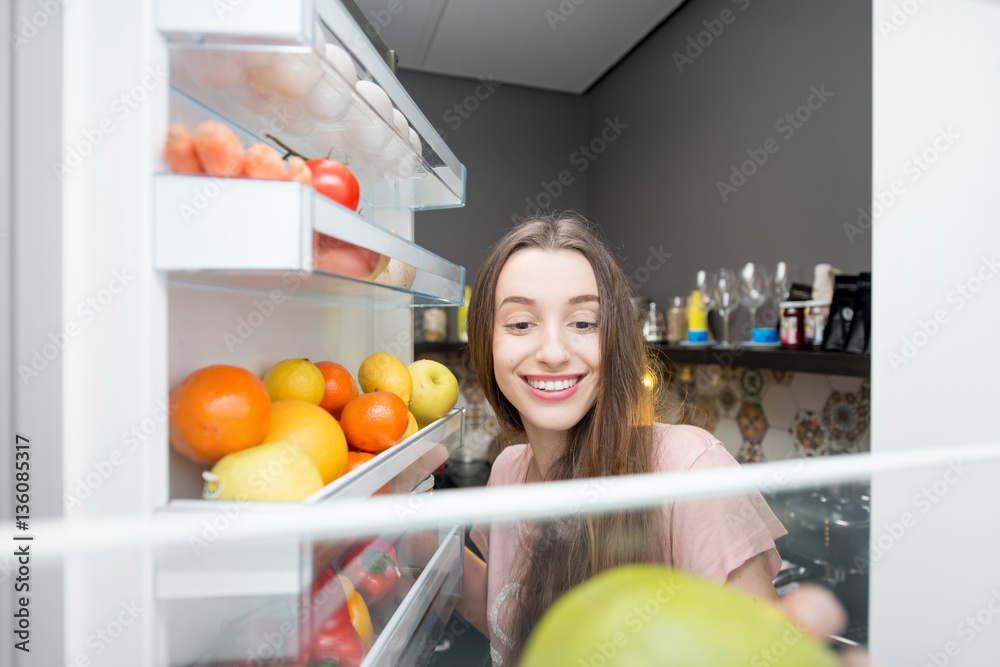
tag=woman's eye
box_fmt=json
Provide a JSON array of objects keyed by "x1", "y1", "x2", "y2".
[
  {"x1": 572, "y1": 321, "x2": 598, "y2": 330},
  {"x1": 505, "y1": 322, "x2": 532, "y2": 331}
]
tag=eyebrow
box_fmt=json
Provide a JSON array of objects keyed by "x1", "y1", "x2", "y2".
[{"x1": 498, "y1": 294, "x2": 600, "y2": 308}]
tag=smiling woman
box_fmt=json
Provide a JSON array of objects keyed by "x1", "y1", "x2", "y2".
[{"x1": 455, "y1": 213, "x2": 790, "y2": 666}]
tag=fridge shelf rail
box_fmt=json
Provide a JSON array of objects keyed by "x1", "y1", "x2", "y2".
[
  {"x1": 167, "y1": 408, "x2": 465, "y2": 509},
  {"x1": 158, "y1": 0, "x2": 466, "y2": 210},
  {"x1": 154, "y1": 174, "x2": 465, "y2": 306}
]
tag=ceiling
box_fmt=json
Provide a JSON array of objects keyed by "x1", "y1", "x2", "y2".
[{"x1": 352, "y1": 0, "x2": 688, "y2": 94}]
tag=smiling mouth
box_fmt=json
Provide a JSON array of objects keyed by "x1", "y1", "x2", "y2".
[{"x1": 523, "y1": 375, "x2": 582, "y2": 392}]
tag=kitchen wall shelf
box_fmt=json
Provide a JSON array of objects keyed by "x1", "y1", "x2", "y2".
[
  {"x1": 158, "y1": 0, "x2": 466, "y2": 210},
  {"x1": 414, "y1": 342, "x2": 871, "y2": 377},
  {"x1": 154, "y1": 174, "x2": 465, "y2": 306}
]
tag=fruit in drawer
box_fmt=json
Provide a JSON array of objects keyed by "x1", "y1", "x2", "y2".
[
  {"x1": 345, "y1": 450, "x2": 390, "y2": 495},
  {"x1": 338, "y1": 574, "x2": 374, "y2": 650},
  {"x1": 202, "y1": 441, "x2": 323, "y2": 502},
  {"x1": 168, "y1": 365, "x2": 272, "y2": 464},
  {"x1": 357, "y1": 353, "x2": 412, "y2": 405},
  {"x1": 192, "y1": 120, "x2": 245, "y2": 177},
  {"x1": 407, "y1": 360, "x2": 459, "y2": 426},
  {"x1": 308, "y1": 565, "x2": 366, "y2": 667},
  {"x1": 262, "y1": 400, "x2": 348, "y2": 485},
  {"x1": 262, "y1": 358, "x2": 325, "y2": 404},
  {"x1": 340, "y1": 539, "x2": 401, "y2": 604},
  {"x1": 403, "y1": 411, "x2": 418, "y2": 440},
  {"x1": 520, "y1": 565, "x2": 839, "y2": 667},
  {"x1": 312, "y1": 233, "x2": 388, "y2": 280},
  {"x1": 315, "y1": 361, "x2": 359, "y2": 420},
  {"x1": 339, "y1": 392, "x2": 409, "y2": 453}
]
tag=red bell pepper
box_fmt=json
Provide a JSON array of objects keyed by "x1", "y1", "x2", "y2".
[
  {"x1": 307, "y1": 565, "x2": 365, "y2": 667},
  {"x1": 341, "y1": 539, "x2": 401, "y2": 604}
]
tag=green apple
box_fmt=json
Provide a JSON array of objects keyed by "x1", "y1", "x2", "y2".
[{"x1": 407, "y1": 359, "x2": 459, "y2": 425}]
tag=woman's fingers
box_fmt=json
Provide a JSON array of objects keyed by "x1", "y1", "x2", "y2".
[{"x1": 780, "y1": 583, "x2": 848, "y2": 639}]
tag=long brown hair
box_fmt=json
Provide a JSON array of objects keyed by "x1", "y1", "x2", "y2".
[{"x1": 467, "y1": 213, "x2": 668, "y2": 663}]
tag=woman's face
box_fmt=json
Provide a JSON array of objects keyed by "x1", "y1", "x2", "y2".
[{"x1": 492, "y1": 248, "x2": 601, "y2": 441}]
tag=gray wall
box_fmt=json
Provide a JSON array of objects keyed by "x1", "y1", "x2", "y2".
[
  {"x1": 403, "y1": 0, "x2": 871, "y2": 340},
  {"x1": 587, "y1": 0, "x2": 872, "y2": 335},
  {"x1": 400, "y1": 70, "x2": 589, "y2": 283}
]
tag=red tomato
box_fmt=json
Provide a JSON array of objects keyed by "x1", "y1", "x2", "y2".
[{"x1": 306, "y1": 159, "x2": 360, "y2": 211}]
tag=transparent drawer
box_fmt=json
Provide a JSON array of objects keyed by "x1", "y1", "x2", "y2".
[
  {"x1": 157, "y1": 0, "x2": 465, "y2": 210},
  {"x1": 154, "y1": 174, "x2": 465, "y2": 306},
  {"x1": 155, "y1": 523, "x2": 464, "y2": 667}
]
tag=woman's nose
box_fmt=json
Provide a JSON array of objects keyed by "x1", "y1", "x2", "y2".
[{"x1": 535, "y1": 327, "x2": 572, "y2": 366}]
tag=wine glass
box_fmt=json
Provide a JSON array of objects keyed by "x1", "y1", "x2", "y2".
[
  {"x1": 712, "y1": 268, "x2": 739, "y2": 346},
  {"x1": 773, "y1": 262, "x2": 794, "y2": 303},
  {"x1": 694, "y1": 269, "x2": 717, "y2": 313},
  {"x1": 739, "y1": 263, "x2": 771, "y2": 331}
]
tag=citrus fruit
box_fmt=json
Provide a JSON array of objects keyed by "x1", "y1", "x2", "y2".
[
  {"x1": 203, "y1": 441, "x2": 323, "y2": 502},
  {"x1": 314, "y1": 361, "x2": 359, "y2": 419},
  {"x1": 261, "y1": 400, "x2": 348, "y2": 484},
  {"x1": 345, "y1": 449, "x2": 390, "y2": 494},
  {"x1": 520, "y1": 565, "x2": 839, "y2": 667},
  {"x1": 169, "y1": 364, "x2": 272, "y2": 464},
  {"x1": 339, "y1": 391, "x2": 409, "y2": 453},
  {"x1": 403, "y1": 411, "x2": 418, "y2": 440},
  {"x1": 262, "y1": 358, "x2": 325, "y2": 404},
  {"x1": 357, "y1": 353, "x2": 412, "y2": 405}
]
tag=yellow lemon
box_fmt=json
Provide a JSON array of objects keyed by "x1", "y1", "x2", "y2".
[
  {"x1": 261, "y1": 400, "x2": 348, "y2": 484},
  {"x1": 203, "y1": 441, "x2": 323, "y2": 502},
  {"x1": 357, "y1": 353, "x2": 412, "y2": 405},
  {"x1": 262, "y1": 358, "x2": 325, "y2": 404},
  {"x1": 403, "y1": 411, "x2": 418, "y2": 440}
]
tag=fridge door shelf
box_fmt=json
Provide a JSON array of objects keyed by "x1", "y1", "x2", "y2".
[
  {"x1": 154, "y1": 173, "x2": 465, "y2": 306},
  {"x1": 159, "y1": 0, "x2": 465, "y2": 210},
  {"x1": 169, "y1": 407, "x2": 464, "y2": 507},
  {"x1": 155, "y1": 524, "x2": 464, "y2": 667}
]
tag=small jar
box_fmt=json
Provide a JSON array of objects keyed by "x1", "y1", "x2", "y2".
[
  {"x1": 423, "y1": 307, "x2": 447, "y2": 343},
  {"x1": 667, "y1": 296, "x2": 687, "y2": 343},
  {"x1": 804, "y1": 301, "x2": 831, "y2": 349},
  {"x1": 779, "y1": 301, "x2": 807, "y2": 350}
]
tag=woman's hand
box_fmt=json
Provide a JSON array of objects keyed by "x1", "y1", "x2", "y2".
[{"x1": 780, "y1": 584, "x2": 871, "y2": 666}]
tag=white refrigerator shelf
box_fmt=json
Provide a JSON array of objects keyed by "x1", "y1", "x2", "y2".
[
  {"x1": 157, "y1": 0, "x2": 466, "y2": 210},
  {"x1": 154, "y1": 174, "x2": 465, "y2": 306}
]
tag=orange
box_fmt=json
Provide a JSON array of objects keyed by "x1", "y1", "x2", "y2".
[
  {"x1": 346, "y1": 449, "x2": 389, "y2": 494},
  {"x1": 339, "y1": 391, "x2": 409, "y2": 453},
  {"x1": 315, "y1": 361, "x2": 359, "y2": 419},
  {"x1": 169, "y1": 365, "x2": 272, "y2": 464},
  {"x1": 261, "y1": 400, "x2": 348, "y2": 484}
]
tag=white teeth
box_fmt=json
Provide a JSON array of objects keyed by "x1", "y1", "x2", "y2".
[{"x1": 527, "y1": 377, "x2": 580, "y2": 391}]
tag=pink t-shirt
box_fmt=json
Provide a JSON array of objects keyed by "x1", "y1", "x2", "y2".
[{"x1": 469, "y1": 424, "x2": 787, "y2": 665}]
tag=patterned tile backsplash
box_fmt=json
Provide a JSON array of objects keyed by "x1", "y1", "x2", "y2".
[{"x1": 423, "y1": 352, "x2": 870, "y2": 465}]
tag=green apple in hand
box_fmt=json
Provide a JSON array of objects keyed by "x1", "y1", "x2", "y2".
[{"x1": 407, "y1": 359, "x2": 459, "y2": 426}]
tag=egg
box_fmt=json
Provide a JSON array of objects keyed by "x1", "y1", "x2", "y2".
[
  {"x1": 312, "y1": 126, "x2": 354, "y2": 163},
  {"x1": 182, "y1": 50, "x2": 243, "y2": 88},
  {"x1": 352, "y1": 160, "x2": 385, "y2": 186},
  {"x1": 299, "y1": 79, "x2": 352, "y2": 121},
  {"x1": 407, "y1": 127, "x2": 423, "y2": 155},
  {"x1": 230, "y1": 70, "x2": 286, "y2": 114},
  {"x1": 324, "y1": 44, "x2": 358, "y2": 87},
  {"x1": 348, "y1": 123, "x2": 392, "y2": 152},
  {"x1": 269, "y1": 102, "x2": 316, "y2": 136},
  {"x1": 391, "y1": 109, "x2": 409, "y2": 137},
  {"x1": 355, "y1": 81, "x2": 393, "y2": 122},
  {"x1": 259, "y1": 54, "x2": 322, "y2": 99}
]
